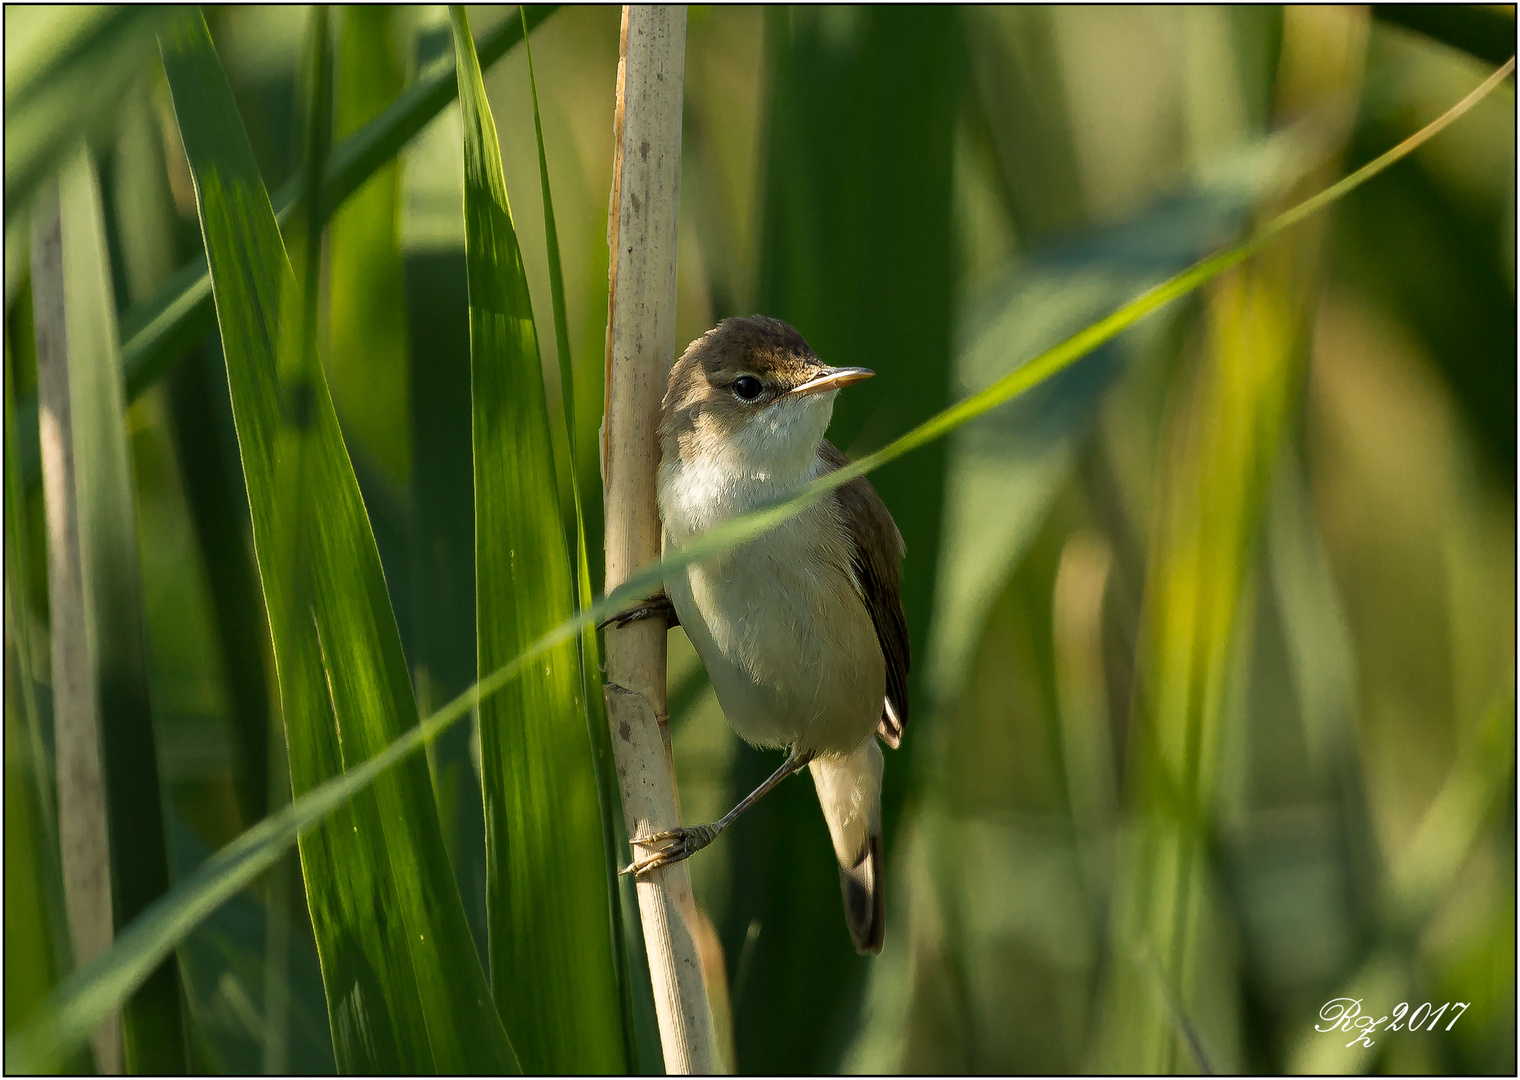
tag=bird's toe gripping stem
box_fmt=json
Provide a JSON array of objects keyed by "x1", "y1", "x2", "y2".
[
  {"x1": 597, "y1": 593, "x2": 679, "y2": 632},
  {"x1": 620, "y1": 822, "x2": 721, "y2": 877}
]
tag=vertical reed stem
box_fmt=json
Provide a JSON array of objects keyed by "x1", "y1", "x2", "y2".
[
  {"x1": 601, "y1": 6, "x2": 719, "y2": 1074},
  {"x1": 31, "y1": 178, "x2": 122, "y2": 1077}
]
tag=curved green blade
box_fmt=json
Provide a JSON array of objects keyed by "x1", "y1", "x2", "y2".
[
  {"x1": 451, "y1": 7, "x2": 626, "y2": 1072},
  {"x1": 157, "y1": 13, "x2": 515, "y2": 1074}
]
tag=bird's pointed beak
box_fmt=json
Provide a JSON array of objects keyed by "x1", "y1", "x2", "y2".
[{"x1": 790, "y1": 366, "x2": 875, "y2": 396}]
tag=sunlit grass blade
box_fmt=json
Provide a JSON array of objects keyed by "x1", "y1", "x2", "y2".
[
  {"x1": 519, "y1": 6, "x2": 639, "y2": 1063},
  {"x1": 13, "y1": 6, "x2": 563, "y2": 492},
  {"x1": 451, "y1": 8, "x2": 627, "y2": 1071},
  {"x1": 3, "y1": 5, "x2": 188, "y2": 226},
  {"x1": 157, "y1": 12, "x2": 515, "y2": 1073},
  {"x1": 7, "y1": 53, "x2": 1510, "y2": 1074},
  {"x1": 115, "y1": 48, "x2": 282, "y2": 837}
]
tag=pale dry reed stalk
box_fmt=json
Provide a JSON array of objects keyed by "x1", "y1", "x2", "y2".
[
  {"x1": 31, "y1": 165, "x2": 121, "y2": 1076},
  {"x1": 600, "y1": 5, "x2": 721, "y2": 1074}
]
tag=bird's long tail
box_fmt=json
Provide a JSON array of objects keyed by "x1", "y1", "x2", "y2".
[{"x1": 809, "y1": 739, "x2": 885, "y2": 954}]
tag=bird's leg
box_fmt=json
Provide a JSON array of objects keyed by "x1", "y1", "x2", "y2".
[
  {"x1": 623, "y1": 747, "x2": 814, "y2": 876},
  {"x1": 597, "y1": 590, "x2": 680, "y2": 631}
]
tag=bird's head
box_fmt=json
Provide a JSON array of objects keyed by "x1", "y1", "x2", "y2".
[{"x1": 661, "y1": 315, "x2": 872, "y2": 477}]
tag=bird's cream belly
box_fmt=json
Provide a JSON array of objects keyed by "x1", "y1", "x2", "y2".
[{"x1": 665, "y1": 514, "x2": 884, "y2": 757}]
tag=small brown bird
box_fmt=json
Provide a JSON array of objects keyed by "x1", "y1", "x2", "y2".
[{"x1": 605, "y1": 315, "x2": 908, "y2": 954}]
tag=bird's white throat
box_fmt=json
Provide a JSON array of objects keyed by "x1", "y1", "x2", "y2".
[{"x1": 659, "y1": 388, "x2": 837, "y2": 542}]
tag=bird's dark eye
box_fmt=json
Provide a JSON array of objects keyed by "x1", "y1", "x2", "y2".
[{"x1": 733, "y1": 375, "x2": 763, "y2": 401}]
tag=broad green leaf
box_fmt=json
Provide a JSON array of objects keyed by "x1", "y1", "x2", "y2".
[
  {"x1": 50, "y1": 144, "x2": 188, "y2": 1073},
  {"x1": 451, "y1": 8, "x2": 626, "y2": 1072},
  {"x1": 104, "y1": 60, "x2": 277, "y2": 834},
  {"x1": 13, "y1": 6, "x2": 563, "y2": 492},
  {"x1": 519, "y1": 7, "x2": 640, "y2": 1064},
  {"x1": 157, "y1": 14, "x2": 514, "y2": 1074},
  {"x1": 7, "y1": 53, "x2": 1510, "y2": 1074}
]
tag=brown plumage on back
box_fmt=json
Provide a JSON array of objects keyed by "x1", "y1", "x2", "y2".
[{"x1": 820, "y1": 439, "x2": 910, "y2": 749}]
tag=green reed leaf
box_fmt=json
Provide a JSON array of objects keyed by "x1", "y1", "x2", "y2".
[
  {"x1": 451, "y1": 7, "x2": 627, "y2": 1071},
  {"x1": 156, "y1": 13, "x2": 515, "y2": 1073}
]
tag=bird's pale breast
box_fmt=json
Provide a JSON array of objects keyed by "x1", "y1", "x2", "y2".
[{"x1": 658, "y1": 454, "x2": 885, "y2": 757}]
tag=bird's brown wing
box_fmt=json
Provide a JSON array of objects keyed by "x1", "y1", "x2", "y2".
[{"x1": 820, "y1": 440, "x2": 909, "y2": 748}]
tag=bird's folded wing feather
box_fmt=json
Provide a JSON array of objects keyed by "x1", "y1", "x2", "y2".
[{"x1": 820, "y1": 440, "x2": 910, "y2": 747}]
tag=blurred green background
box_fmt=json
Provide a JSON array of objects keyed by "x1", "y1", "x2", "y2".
[{"x1": 4, "y1": 4, "x2": 1514, "y2": 1074}]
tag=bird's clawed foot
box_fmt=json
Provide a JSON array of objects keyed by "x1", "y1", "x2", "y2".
[
  {"x1": 598, "y1": 593, "x2": 679, "y2": 632},
  {"x1": 620, "y1": 822, "x2": 721, "y2": 877}
]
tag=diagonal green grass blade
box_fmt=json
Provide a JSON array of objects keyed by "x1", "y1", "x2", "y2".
[
  {"x1": 7, "y1": 53, "x2": 1510, "y2": 1074},
  {"x1": 156, "y1": 13, "x2": 516, "y2": 1074},
  {"x1": 452, "y1": 8, "x2": 627, "y2": 1071},
  {"x1": 13, "y1": 5, "x2": 562, "y2": 492}
]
